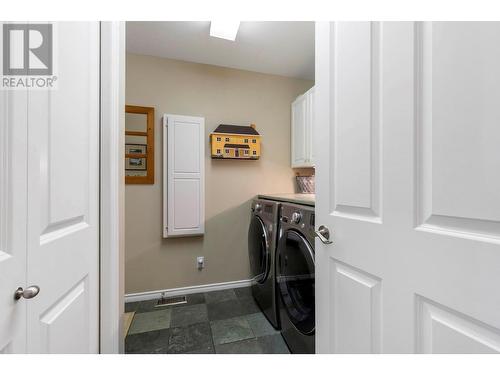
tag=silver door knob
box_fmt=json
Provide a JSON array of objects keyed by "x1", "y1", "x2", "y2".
[
  {"x1": 315, "y1": 225, "x2": 333, "y2": 244},
  {"x1": 14, "y1": 286, "x2": 40, "y2": 300}
]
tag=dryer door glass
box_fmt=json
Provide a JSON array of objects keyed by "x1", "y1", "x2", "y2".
[
  {"x1": 248, "y1": 216, "x2": 270, "y2": 283},
  {"x1": 277, "y1": 230, "x2": 315, "y2": 335}
]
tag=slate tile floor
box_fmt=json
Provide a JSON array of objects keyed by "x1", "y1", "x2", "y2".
[{"x1": 125, "y1": 287, "x2": 290, "y2": 354}]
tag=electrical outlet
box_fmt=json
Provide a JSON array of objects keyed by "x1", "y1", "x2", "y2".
[{"x1": 197, "y1": 256, "x2": 204, "y2": 270}]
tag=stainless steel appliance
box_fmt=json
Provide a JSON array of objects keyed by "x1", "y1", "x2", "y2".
[
  {"x1": 248, "y1": 199, "x2": 280, "y2": 329},
  {"x1": 276, "y1": 202, "x2": 315, "y2": 354}
]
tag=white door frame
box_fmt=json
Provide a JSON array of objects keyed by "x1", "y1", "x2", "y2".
[{"x1": 99, "y1": 21, "x2": 126, "y2": 354}]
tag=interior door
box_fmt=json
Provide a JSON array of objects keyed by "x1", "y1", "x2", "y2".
[
  {"x1": 315, "y1": 21, "x2": 500, "y2": 353},
  {"x1": 0, "y1": 87, "x2": 28, "y2": 354},
  {"x1": 25, "y1": 22, "x2": 100, "y2": 353}
]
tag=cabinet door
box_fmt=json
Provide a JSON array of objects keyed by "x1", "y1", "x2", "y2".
[
  {"x1": 163, "y1": 114, "x2": 205, "y2": 237},
  {"x1": 291, "y1": 94, "x2": 307, "y2": 167},
  {"x1": 306, "y1": 87, "x2": 315, "y2": 166}
]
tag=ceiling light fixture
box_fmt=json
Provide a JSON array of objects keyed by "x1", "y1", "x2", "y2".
[{"x1": 210, "y1": 21, "x2": 240, "y2": 41}]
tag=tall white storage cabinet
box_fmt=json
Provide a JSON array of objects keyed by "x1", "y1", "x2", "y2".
[
  {"x1": 291, "y1": 87, "x2": 315, "y2": 168},
  {"x1": 163, "y1": 114, "x2": 205, "y2": 238}
]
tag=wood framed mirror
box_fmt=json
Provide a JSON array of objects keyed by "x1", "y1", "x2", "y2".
[{"x1": 125, "y1": 105, "x2": 155, "y2": 184}]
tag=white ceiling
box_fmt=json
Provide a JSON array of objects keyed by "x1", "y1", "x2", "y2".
[{"x1": 126, "y1": 21, "x2": 315, "y2": 80}]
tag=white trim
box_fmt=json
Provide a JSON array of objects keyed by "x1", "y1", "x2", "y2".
[
  {"x1": 124, "y1": 279, "x2": 253, "y2": 303},
  {"x1": 99, "y1": 21, "x2": 126, "y2": 354}
]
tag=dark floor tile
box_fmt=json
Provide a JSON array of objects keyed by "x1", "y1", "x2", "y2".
[
  {"x1": 185, "y1": 293, "x2": 206, "y2": 305},
  {"x1": 238, "y1": 296, "x2": 261, "y2": 315},
  {"x1": 257, "y1": 334, "x2": 290, "y2": 354},
  {"x1": 207, "y1": 299, "x2": 245, "y2": 321},
  {"x1": 170, "y1": 303, "x2": 208, "y2": 327},
  {"x1": 125, "y1": 301, "x2": 140, "y2": 313},
  {"x1": 125, "y1": 328, "x2": 170, "y2": 354},
  {"x1": 246, "y1": 312, "x2": 279, "y2": 337},
  {"x1": 128, "y1": 309, "x2": 171, "y2": 335},
  {"x1": 204, "y1": 289, "x2": 237, "y2": 304},
  {"x1": 215, "y1": 338, "x2": 263, "y2": 354},
  {"x1": 210, "y1": 316, "x2": 254, "y2": 345},
  {"x1": 167, "y1": 322, "x2": 213, "y2": 354},
  {"x1": 234, "y1": 286, "x2": 253, "y2": 299},
  {"x1": 136, "y1": 299, "x2": 168, "y2": 313}
]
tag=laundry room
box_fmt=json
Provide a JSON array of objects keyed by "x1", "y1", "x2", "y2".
[
  {"x1": 4, "y1": 7, "x2": 500, "y2": 367},
  {"x1": 123, "y1": 21, "x2": 316, "y2": 354}
]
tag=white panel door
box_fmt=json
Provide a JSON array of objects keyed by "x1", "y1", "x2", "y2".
[
  {"x1": 163, "y1": 114, "x2": 205, "y2": 237},
  {"x1": 315, "y1": 22, "x2": 500, "y2": 353},
  {"x1": 0, "y1": 84, "x2": 28, "y2": 354},
  {"x1": 26, "y1": 22, "x2": 100, "y2": 353}
]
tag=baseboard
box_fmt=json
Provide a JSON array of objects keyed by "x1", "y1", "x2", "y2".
[{"x1": 124, "y1": 279, "x2": 253, "y2": 304}]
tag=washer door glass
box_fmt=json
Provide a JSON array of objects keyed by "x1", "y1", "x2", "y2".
[
  {"x1": 277, "y1": 230, "x2": 315, "y2": 335},
  {"x1": 248, "y1": 215, "x2": 270, "y2": 284}
]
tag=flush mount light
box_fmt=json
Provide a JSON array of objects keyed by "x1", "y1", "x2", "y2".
[{"x1": 210, "y1": 21, "x2": 240, "y2": 41}]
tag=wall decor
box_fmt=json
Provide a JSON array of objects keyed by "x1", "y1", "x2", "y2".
[
  {"x1": 125, "y1": 105, "x2": 154, "y2": 184},
  {"x1": 210, "y1": 124, "x2": 261, "y2": 160},
  {"x1": 126, "y1": 144, "x2": 147, "y2": 155},
  {"x1": 126, "y1": 157, "x2": 147, "y2": 171}
]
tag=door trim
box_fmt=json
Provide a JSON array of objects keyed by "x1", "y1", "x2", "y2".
[{"x1": 99, "y1": 21, "x2": 126, "y2": 354}]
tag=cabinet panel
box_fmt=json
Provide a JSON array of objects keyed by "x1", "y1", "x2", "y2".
[
  {"x1": 163, "y1": 114, "x2": 205, "y2": 237},
  {"x1": 306, "y1": 88, "x2": 315, "y2": 165},
  {"x1": 291, "y1": 94, "x2": 307, "y2": 167},
  {"x1": 291, "y1": 87, "x2": 315, "y2": 168}
]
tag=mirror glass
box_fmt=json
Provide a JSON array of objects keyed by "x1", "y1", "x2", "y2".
[{"x1": 126, "y1": 112, "x2": 147, "y2": 132}]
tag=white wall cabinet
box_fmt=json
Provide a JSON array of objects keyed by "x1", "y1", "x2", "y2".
[
  {"x1": 291, "y1": 87, "x2": 315, "y2": 168},
  {"x1": 163, "y1": 114, "x2": 205, "y2": 237}
]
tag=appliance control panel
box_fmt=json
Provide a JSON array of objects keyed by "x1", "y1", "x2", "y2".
[
  {"x1": 252, "y1": 199, "x2": 279, "y2": 222},
  {"x1": 280, "y1": 204, "x2": 314, "y2": 232}
]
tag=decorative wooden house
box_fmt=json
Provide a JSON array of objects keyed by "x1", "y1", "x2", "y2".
[{"x1": 210, "y1": 124, "x2": 261, "y2": 159}]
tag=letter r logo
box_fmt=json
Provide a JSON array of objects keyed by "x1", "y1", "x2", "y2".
[{"x1": 3, "y1": 24, "x2": 53, "y2": 76}]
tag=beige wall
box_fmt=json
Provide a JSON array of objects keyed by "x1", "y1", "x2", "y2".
[{"x1": 125, "y1": 53, "x2": 313, "y2": 294}]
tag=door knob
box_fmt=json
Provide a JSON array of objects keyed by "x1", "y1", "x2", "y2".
[
  {"x1": 14, "y1": 286, "x2": 40, "y2": 300},
  {"x1": 315, "y1": 225, "x2": 333, "y2": 244}
]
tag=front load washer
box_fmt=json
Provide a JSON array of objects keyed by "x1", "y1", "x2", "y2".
[
  {"x1": 276, "y1": 202, "x2": 315, "y2": 354},
  {"x1": 248, "y1": 199, "x2": 280, "y2": 329}
]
